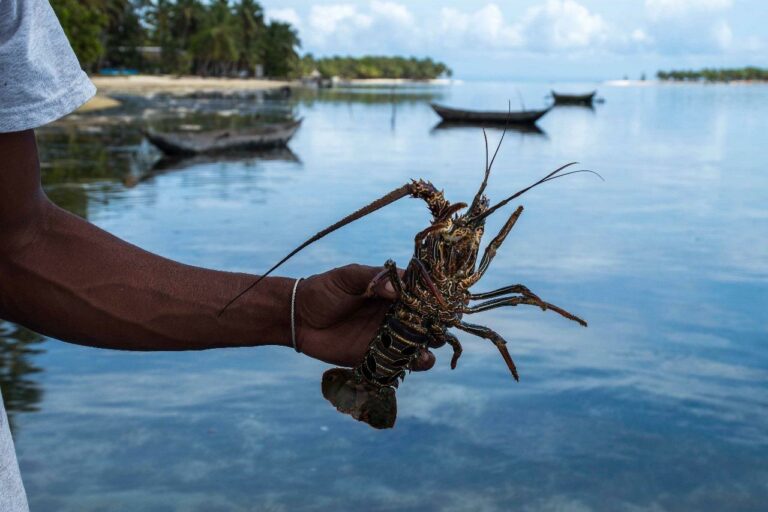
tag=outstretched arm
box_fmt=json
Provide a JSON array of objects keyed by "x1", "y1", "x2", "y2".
[
  {"x1": 0, "y1": 130, "x2": 294, "y2": 351},
  {"x1": 0, "y1": 130, "x2": 435, "y2": 369}
]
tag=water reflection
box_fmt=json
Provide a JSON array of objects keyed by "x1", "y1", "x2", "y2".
[
  {"x1": 14, "y1": 81, "x2": 768, "y2": 511},
  {"x1": 294, "y1": 86, "x2": 446, "y2": 106},
  {"x1": 0, "y1": 322, "x2": 45, "y2": 433},
  {"x1": 126, "y1": 147, "x2": 301, "y2": 188},
  {"x1": 431, "y1": 120, "x2": 548, "y2": 137}
]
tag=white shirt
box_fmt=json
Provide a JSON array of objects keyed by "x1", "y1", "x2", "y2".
[{"x1": 0, "y1": 0, "x2": 95, "y2": 133}]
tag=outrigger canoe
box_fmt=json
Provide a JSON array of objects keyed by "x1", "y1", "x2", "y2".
[
  {"x1": 551, "y1": 91, "x2": 596, "y2": 106},
  {"x1": 143, "y1": 119, "x2": 302, "y2": 156},
  {"x1": 430, "y1": 103, "x2": 551, "y2": 125}
]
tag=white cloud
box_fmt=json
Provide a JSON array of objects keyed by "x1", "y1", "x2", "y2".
[
  {"x1": 642, "y1": 0, "x2": 736, "y2": 54},
  {"x1": 272, "y1": 0, "x2": 749, "y2": 60},
  {"x1": 645, "y1": 0, "x2": 732, "y2": 19},
  {"x1": 296, "y1": 1, "x2": 612, "y2": 54},
  {"x1": 516, "y1": 0, "x2": 609, "y2": 50},
  {"x1": 713, "y1": 21, "x2": 733, "y2": 49},
  {"x1": 266, "y1": 7, "x2": 302, "y2": 29},
  {"x1": 631, "y1": 28, "x2": 651, "y2": 45},
  {"x1": 438, "y1": 4, "x2": 523, "y2": 49},
  {"x1": 307, "y1": 4, "x2": 373, "y2": 46},
  {"x1": 370, "y1": 0, "x2": 414, "y2": 27}
]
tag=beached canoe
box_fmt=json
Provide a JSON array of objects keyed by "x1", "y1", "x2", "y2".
[
  {"x1": 143, "y1": 119, "x2": 302, "y2": 156},
  {"x1": 551, "y1": 91, "x2": 596, "y2": 105},
  {"x1": 430, "y1": 103, "x2": 551, "y2": 125}
]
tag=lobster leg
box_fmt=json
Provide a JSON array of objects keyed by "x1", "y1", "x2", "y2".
[
  {"x1": 464, "y1": 205, "x2": 524, "y2": 287},
  {"x1": 463, "y1": 296, "x2": 587, "y2": 327},
  {"x1": 365, "y1": 260, "x2": 420, "y2": 309},
  {"x1": 469, "y1": 284, "x2": 540, "y2": 301},
  {"x1": 455, "y1": 321, "x2": 519, "y2": 381},
  {"x1": 444, "y1": 331, "x2": 463, "y2": 369}
]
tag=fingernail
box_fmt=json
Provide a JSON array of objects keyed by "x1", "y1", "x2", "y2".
[{"x1": 384, "y1": 281, "x2": 395, "y2": 293}]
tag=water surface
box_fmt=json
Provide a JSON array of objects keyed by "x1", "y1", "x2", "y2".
[{"x1": 3, "y1": 81, "x2": 767, "y2": 511}]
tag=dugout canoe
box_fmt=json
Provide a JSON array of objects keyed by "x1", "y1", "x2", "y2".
[
  {"x1": 143, "y1": 119, "x2": 302, "y2": 156},
  {"x1": 430, "y1": 103, "x2": 551, "y2": 125},
  {"x1": 551, "y1": 90, "x2": 596, "y2": 105}
]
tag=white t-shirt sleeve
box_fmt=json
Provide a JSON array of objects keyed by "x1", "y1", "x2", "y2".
[{"x1": 0, "y1": 0, "x2": 96, "y2": 133}]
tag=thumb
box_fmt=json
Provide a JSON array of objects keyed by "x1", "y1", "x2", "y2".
[{"x1": 332, "y1": 264, "x2": 386, "y2": 296}]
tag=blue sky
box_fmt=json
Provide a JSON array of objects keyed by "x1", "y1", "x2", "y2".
[{"x1": 261, "y1": 0, "x2": 768, "y2": 80}]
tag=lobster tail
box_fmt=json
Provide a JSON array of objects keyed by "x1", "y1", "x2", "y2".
[{"x1": 321, "y1": 368, "x2": 398, "y2": 429}]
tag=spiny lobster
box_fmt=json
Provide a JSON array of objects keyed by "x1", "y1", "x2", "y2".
[{"x1": 220, "y1": 130, "x2": 600, "y2": 429}]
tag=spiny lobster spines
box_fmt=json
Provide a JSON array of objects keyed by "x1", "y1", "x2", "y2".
[{"x1": 408, "y1": 179, "x2": 452, "y2": 220}]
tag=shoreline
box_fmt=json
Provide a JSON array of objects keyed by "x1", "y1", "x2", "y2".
[
  {"x1": 333, "y1": 78, "x2": 456, "y2": 87},
  {"x1": 604, "y1": 79, "x2": 768, "y2": 87},
  {"x1": 90, "y1": 75, "x2": 296, "y2": 95}
]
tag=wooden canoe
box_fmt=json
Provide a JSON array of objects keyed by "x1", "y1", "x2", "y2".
[
  {"x1": 430, "y1": 103, "x2": 551, "y2": 125},
  {"x1": 551, "y1": 91, "x2": 596, "y2": 105},
  {"x1": 143, "y1": 119, "x2": 302, "y2": 156}
]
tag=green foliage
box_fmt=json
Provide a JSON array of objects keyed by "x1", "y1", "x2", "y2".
[
  {"x1": 657, "y1": 67, "x2": 768, "y2": 82},
  {"x1": 234, "y1": 0, "x2": 265, "y2": 75},
  {"x1": 308, "y1": 55, "x2": 452, "y2": 80},
  {"x1": 51, "y1": 0, "x2": 107, "y2": 72},
  {"x1": 50, "y1": 1, "x2": 449, "y2": 79},
  {"x1": 262, "y1": 22, "x2": 301, "y2": 77}
]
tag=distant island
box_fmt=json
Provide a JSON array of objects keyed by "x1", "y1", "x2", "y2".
[
  {"x1": 299, "y1": 55, "x2": 451, "y2": 81},
  {"x1": 657, "y1": 67, "x2": 768, "y2": 83},
  {"x1": 51, "y1": 0, "x2": 450, "y2": 81}
]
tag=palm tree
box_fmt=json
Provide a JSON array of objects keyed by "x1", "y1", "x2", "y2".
[
  {"x1": 235, "y1": 0, "x2": 265, "y2": 76},
  {"x1": 262, "y1": 21, "x2": 300, "y2": 77}
]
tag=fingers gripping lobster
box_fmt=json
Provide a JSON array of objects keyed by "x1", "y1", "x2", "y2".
[{"x1": 220, "y1": 132, "x2": 600, "y2": 429}]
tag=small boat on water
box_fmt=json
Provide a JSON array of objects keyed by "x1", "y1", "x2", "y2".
[
  {"x1": 551, "y1": 91, "x2": 597, "y2": 106},
  {"x1": 430, "y1": 103, "x2": 551, "y2": 125},
  {"x1": 143, "y1": 119, "x2": 302, "y2": 156}
]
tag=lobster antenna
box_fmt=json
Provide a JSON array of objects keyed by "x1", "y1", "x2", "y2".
[
  {"x1": 471, "y1": 163, "x2": 603, "y2": 223},
  {"x1": 469, "y1": 102, "x2": 511, "y2": 214},
  {"x1": 219, "y1": 183, "x2": 413, "y2": 316},
  {"x1": 488, "y1": 101, "x2": 510, "y2": 171}
]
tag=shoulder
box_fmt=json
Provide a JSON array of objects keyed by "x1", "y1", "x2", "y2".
[{"x1": 0, "y1": 0, "x2": 96, "y2": 133}]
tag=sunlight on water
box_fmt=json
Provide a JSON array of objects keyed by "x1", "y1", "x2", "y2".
[{"x1": 4, "y1": 82, "x2": 767, "y2": 511}]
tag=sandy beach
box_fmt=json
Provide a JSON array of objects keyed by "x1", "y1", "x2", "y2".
[{"x1": 90, "y1": 74, "x2": 296, "y2": 95}]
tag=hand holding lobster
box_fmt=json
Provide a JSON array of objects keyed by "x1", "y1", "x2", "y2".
[
  {"x1": 291, "y1": 264, "x2": 436, "y2": 371},
  {"x1": 221, "y1": 129, "x2": 601, "y2": 429}
]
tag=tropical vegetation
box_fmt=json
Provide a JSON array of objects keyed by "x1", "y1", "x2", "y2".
[
  {"x1": 50, "y1": 0, "x2": 451, "y2": 79},
  {"x1": 657, "y1": 67, "x2": 768, "y2": 83},
  {"x1": 298, "y1": 55, "x2": 452, "y2": 80},
  {"x1": 51, "y1": 0, "x2": 300, "y2": 77}
]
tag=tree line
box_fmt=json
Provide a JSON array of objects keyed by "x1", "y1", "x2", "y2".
[
  {"x1": 52, "y1": 0, "x2": 298, "y2": 77},
  {"x1": 50, "y1": 0, "x2": 451, "y2": 80},
  {"x1": 298, "y1": 55, "x2": 452, "y2": 80},
  {"x1": 657, "y1": 67, "x2": 768, "y2": 83}
]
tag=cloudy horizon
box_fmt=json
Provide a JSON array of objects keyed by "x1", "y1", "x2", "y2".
[{"x1": 262, "y1": 0, "x2": 767, "y2": 80}]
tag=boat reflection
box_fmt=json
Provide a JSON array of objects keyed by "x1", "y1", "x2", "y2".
[
  {"x1": 430, "y1": 120, "x2": 548, "y2": 137},
  {"x1": 123, "y1": 146, "x2": 301, "y2": 188}
]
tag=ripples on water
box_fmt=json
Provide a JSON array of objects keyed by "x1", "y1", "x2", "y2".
[{"x1": 3, "y1": 82, "x2": 767, "y2": 511}]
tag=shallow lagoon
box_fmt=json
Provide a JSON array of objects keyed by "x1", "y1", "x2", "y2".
[{"x1": 3, "y1": 81, "x2": 768, "y2": 511}]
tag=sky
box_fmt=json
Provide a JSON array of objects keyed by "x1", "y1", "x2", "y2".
[{"x1": 260, "y1": 0, "x2": 768, "y2": 80}]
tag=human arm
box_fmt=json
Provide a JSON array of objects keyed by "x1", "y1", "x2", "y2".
[{"x1": 0, "y1": 130, "x2": 435, "y2": 368}]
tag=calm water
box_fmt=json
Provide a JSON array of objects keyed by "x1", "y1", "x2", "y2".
[{"x1": 3, "y1": 81, "x2": 768, "y2": 511}]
